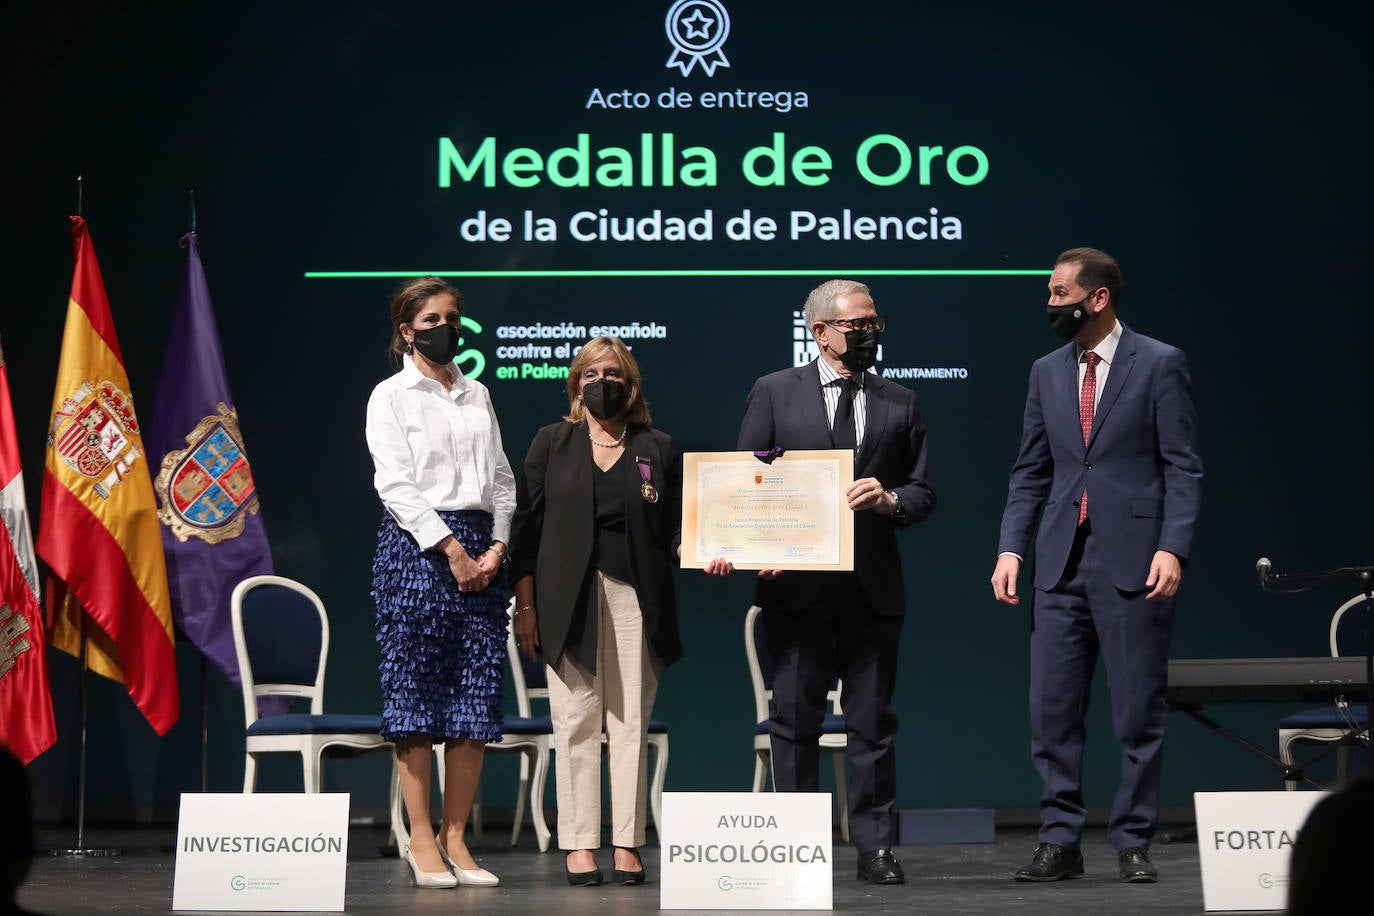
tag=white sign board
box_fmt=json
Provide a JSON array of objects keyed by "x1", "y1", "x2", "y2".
[
  {"x1": 660, "y1": 791, "x2": 832, "y2": 910},
  {"x1": 172, "y1": 793, "x2": 350, "y2": 912},
  {"x1": 1194, "y1": 790, "x2": 1326, "y2": 912}
]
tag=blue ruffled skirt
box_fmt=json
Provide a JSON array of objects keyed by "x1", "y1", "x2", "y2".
[{"x1": 371, "y1": 510, "x2": 508, "y2": 743}]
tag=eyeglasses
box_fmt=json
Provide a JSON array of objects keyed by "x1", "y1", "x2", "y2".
[{"x1": 825, "y1": 316, "x2": 886, "y2": 332}]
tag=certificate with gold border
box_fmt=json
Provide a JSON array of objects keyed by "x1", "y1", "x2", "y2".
[{"x1": 681, "y1": 449, "x2": 854, "y2": 571}]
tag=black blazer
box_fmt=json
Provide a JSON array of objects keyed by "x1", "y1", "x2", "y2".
[
  {"x1": 509, "y1": 421, "x2": 684, "y2": 667},
  {"x1": 736, "y1": 362, "x2": 936, "y2": 616}
]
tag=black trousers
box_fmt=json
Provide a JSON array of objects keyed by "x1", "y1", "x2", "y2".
[{"x1": 763, "y1": 573, "x2": 903, "y2": 852}]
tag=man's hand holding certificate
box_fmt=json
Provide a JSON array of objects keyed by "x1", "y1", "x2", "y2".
[{"x1": 680, "y1": 449, "x2": 855, "y2": 571}]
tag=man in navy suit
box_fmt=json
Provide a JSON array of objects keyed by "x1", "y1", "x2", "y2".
[
  {"x1": 992, "y1": 248, "x2": 1202, "y2": 884},
  {"x1": 738, "y1": 279, "x2": 936, "y2": 884}
]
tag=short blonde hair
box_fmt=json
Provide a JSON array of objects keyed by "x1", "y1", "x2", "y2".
[{"x1": 563, "y1": 337, "x2": 652, "y2": 426}]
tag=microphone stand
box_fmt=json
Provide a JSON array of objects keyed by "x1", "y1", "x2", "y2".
[{"x1": 1263, "y1": 563, "x2": 1374, "y2": 777}]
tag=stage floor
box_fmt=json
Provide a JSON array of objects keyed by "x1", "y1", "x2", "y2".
[{"x1": 20, "y1": 823, "x2": 1214, "y2": 914}]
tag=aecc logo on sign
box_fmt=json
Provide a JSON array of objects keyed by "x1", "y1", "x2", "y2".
[{"x1": 455, "y1": 316, "x2": 485, "y2": 379}]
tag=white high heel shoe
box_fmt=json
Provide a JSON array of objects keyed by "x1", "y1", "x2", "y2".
[
  {"x1": 402, "y1": 845, "x2": 458, "y2": 888},
  {"x1": 436, "y1": 837, "x2": 500, "y2": 886}
]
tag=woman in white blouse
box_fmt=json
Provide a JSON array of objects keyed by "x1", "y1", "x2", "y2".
[{"x1": 365, "y1": 276, "x2": 516, "y2": 889}]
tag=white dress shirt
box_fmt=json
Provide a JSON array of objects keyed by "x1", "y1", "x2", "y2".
[
  {"x1": 365, "y1": 354, "x2": 516, "y2": 550},
  {"x1": 816, "y1": 357, "x2": 868, "y2": 448},
  {"x1": 1076, "y1": 319, "x2": 1123, "y2": 411}
]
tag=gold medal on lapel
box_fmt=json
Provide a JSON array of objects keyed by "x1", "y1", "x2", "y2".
[{"x1": 635, "y1": 455, "x2": 659, "y2": 503}]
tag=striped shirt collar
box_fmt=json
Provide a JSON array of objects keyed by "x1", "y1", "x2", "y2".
[{"x1": 815, "y1": 357, "x2": 866, "y2": 389}]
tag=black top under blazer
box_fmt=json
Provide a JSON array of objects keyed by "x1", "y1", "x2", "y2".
[{"x1": 509, "y1": 421, "x2": 684, "y2": 669}]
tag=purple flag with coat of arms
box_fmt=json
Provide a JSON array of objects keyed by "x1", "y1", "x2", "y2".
[{"x1": 146, "y1": 231, "x2": 273, "y2": 693}]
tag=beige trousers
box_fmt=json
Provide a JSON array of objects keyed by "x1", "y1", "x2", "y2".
[{"x1": 546, "y1": 571, "x2": 660, "y2": 850}]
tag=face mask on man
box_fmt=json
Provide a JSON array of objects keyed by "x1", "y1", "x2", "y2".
[
  {"x1": 410, "y1": 323, "x2": 460, "y2": 363},
  {"x1": 1046, "y1": 296, "x2": 1093, "y2": 340},
  {"x1": 836, "y1": 327, "x2": 880, "y2": 374},
  {"x1": 581, "y1": 378, "x2": 627, "y2": 420}
]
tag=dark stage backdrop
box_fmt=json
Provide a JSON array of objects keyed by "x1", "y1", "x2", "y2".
[{"x1": 4, "y1": 2, "x2": 1372, "y2": 821}]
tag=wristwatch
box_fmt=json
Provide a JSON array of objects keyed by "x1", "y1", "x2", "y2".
[{"x1": 885, "y1": 490, "x2": 906, "y2": 522}]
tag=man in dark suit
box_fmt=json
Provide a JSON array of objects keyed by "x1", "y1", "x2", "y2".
[
  {"x1": 992, "y1": 248, "x2": 1202, "y2": 884},
  {"x1": 737, "y1": 279, "x2": 936, "y2": 884}
]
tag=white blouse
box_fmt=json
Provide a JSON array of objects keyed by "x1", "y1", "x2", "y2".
[{"x1": 365, "y1": 355, "x2": 516, "y2": 550}]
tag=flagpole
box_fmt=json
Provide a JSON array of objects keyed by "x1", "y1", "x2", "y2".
[
  {"x1": 76, "y1": 625, "x2": 89, "y2": 848},
  {"x1": 200, "y1": 656, "x2": 209, "y2": 792},
  {"x1": 55, "y1": 612, "x2": 120, "y2": 857},
  {"x1": 52, "y1": 181, "x2": 118, "y2": 857},
  {"x1": 187, "y1": 188, "x2": 211, "y2": 796}
]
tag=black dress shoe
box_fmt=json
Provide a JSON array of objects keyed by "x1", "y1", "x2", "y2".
[
  {"x1": 566, "y1": 866, "x2": 603, "y2": 886},
  {"x1": 565, "y1": 852, "x2": 603, "y2": 886},
  {"x1": 1118, "y1": 847, "x2": 1158, "y2": 883},
  {"x1": 611, "y1": 847, "x2": 646, "y2": 885},
  {"x1": 856, "y1": 848, "x2": 905, "y2": 884},
  {"x1": 1013, "y1": 843, "x2": 1085, "y2": 882}
]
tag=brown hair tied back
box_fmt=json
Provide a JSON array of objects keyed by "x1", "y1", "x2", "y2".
[{"x1": 388, "y1": 276, "x2": 463, "y2": 355}]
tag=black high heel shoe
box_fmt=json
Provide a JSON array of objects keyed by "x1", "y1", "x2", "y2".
[
  {"x1": 565, "y1": 851, "x2": 604, "y2": 886},
  {"x1": 612, "y1": 846, "x2": 645, "y2": 885}
]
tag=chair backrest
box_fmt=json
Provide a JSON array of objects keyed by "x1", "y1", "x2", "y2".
[
  {"x1": 744, "y1": 605, "x2": 773, "y2": 724},
  {"x1": 505, "y1": 600, "x2": 549, "y2": 717},
  {"x1": 1331, "y1": 594, "x2": 1372, "y2": 657},
  {"x1": 744, "y1": 604, "x2": 841, "y2": 723},
  {"x1": 231, "y1": 575, "x2": 329, "y2": 726}
]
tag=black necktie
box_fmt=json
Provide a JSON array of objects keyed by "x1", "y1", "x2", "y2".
[{"x1": 832, "y1": 377, "x2": 857, "y2": 449}]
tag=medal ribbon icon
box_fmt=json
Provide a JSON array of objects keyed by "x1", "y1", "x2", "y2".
[{"x1": 665, "y1": 0, "x2": 731, "y2": 77}]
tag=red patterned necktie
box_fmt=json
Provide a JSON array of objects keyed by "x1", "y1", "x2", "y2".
[{"x1": 1078, "y1": 351, "x2": 1100, "y2": 525}]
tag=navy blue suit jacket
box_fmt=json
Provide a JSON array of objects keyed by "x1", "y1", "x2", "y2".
[
  {"x1": 737, "y1": 361, "x2": 936, "y2": 616},
  {"x1": 997, "y1": 323, "x2": 1203, "y2": 592}
]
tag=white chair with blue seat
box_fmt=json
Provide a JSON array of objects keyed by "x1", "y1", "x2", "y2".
[
  {"x1": 231, "y1": 575, "x2": 400, "y2": 840},
  {"x1": 232, "y1": 574, "x2": 393, "y2": 793},
  {"x1": 1278, "y1": 593, "x2": 1372, "y2": 790},
  {"x1": 744, "y1": 604, "x2": 849, "y2": 841},
  {"x1": 490, "y1": 623, "x2": 555, "y2": 851}
]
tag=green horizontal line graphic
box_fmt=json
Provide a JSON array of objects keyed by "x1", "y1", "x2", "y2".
[{"x1": 304, "y1": 268, "x2": 1049, "y2": 279}]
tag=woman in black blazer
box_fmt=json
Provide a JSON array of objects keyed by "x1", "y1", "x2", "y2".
[{"x1": 509, "y1": 336, "x2": 729, "y2": 886}]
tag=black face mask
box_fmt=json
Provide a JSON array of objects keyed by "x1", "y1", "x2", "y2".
[
  {"x1": 410, "y1": 323, "x2": 460, "y2": 363},
  {"x1": 837, "y1": 327, "x2": 880, "y2": 374},
  {"x1": 581, "y1": 378, "x2": 627, "y2": 420},
  {"x1": 1047, "y1": 297, "x2": 1093, "y2": 340}
]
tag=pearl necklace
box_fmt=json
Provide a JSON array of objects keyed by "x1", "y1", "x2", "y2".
[{"x1": 588, "y1": 424, "x2": 628, "y2": 448}]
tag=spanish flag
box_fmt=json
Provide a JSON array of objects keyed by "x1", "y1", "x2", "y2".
[{"x1": 37, "y1": 216, "x2": 179, "y2": 735}]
